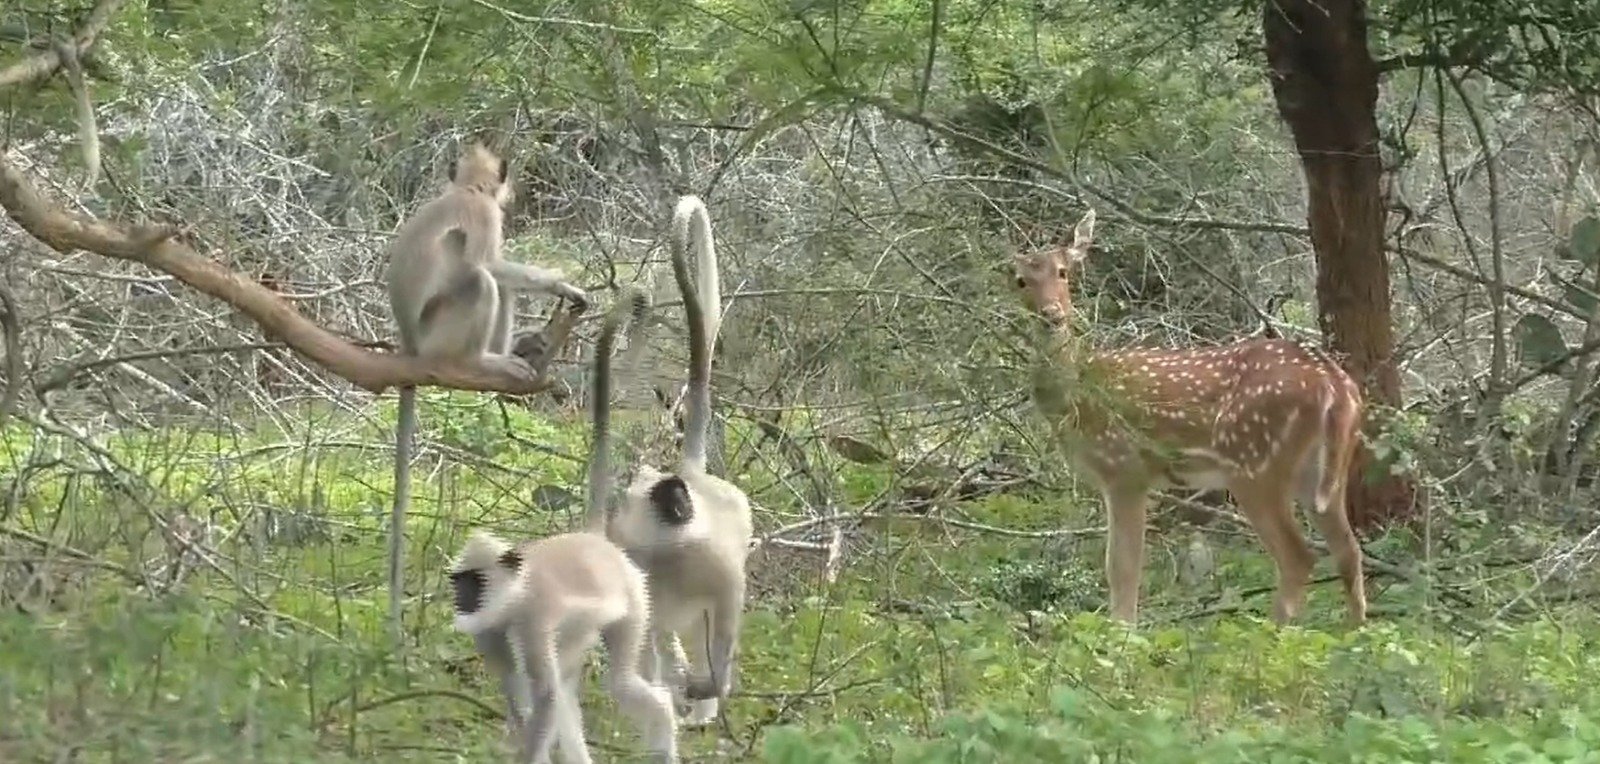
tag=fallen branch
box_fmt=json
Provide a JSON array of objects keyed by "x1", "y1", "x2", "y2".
[{"x1": 0, "y1": 156, "x2": 578, "y2": 395}]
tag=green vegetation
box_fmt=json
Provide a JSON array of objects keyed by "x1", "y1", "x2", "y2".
[{"x1": 4, "y1": 408, "x2": 1598, "y2": 761}]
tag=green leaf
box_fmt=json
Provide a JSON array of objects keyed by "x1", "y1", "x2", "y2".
[
  {"x1": 1563, "y1": 283, "x2": 1599, "y2": 316},
  {"x1": 1568, "y1": 216, "x2": 1600, "y2": 267},
  {"x1": 1515, "y1": 314, "x2": 1568, "y2": 369}
]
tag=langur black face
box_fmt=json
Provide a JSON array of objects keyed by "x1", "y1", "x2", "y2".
[
  {"x1": 647, "y1": 476, "x2": 694, "y2": 526},
  {"x1": 451, "y1": 547, "x2": 523, "y2": 616},
  {"x1": 452, "y1": 569, "x2": 486, "y2": 615}
]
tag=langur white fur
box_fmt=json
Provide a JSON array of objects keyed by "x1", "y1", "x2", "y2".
[
  {"x1": 386, "y1": 144, "x2": 588, "y2": 634},
  {"x1": 609, "y1": 195, "x2": 753, "y2": 728},
  {"x1": 449, "y1": 293, "x2": 673, "y2": 764}
]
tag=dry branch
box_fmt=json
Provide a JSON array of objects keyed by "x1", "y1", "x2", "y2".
[
  {"x1": 0, "y1": 281, "x2": 20, "y2": 426},
  {"x1": 0, "y1": 156, "x2": 577, "y2": 395}
]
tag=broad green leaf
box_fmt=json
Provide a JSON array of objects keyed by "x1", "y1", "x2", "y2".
[
  {"x1": 1569, "y1": 216, "x2": 1600, "y2": 267},
  {"x1": 1515, "y1": 313, "x2": 1568, "y2": 369}
]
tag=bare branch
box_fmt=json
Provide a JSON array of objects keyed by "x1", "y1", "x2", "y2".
[
  {"x1": 0, "y1": 155, "x2": 576, "y2": 396},
  {"x1": 34, "y1": 340, "x2": 287, "y2": 396}
]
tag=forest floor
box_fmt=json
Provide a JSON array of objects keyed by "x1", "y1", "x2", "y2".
[{"x1": 2, "y1": 404, "x2": 1597, "y2": 762}]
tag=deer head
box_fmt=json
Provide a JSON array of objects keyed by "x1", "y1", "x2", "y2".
[{"x1": 1013, "y1": 209, "x2": 1096, "y2": 328}]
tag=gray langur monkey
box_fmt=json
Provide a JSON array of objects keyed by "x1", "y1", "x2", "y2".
[
  {"x1": 386, "y1": 143, "x2": 589, "y2": 634},
  {"x1": 608, "y1": 195, "x2": 753, "y2": 728},
  {"x1": 449, "y1": 290, "x2": 673, "y2": 764}
]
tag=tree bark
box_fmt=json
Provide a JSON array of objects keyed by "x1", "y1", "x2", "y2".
[{"x1": 1264, "y1": 0, "x2": 1418, "y2": 530}]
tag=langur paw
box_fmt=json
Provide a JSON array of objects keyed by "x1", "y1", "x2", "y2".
[
  {"x1": 684, "y1": 677, "x2": 724, "y2": 701},
  {"x1": 484, "y1": 353, "x2": 536, "y2": 379},
  {"x1": 510, "y1": 330, "x2": 552, "y2": 368}
]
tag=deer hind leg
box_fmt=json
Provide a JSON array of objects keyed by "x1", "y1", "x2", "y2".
[
  {"x1": 1306, "y1": 479, "x2": 1367, "y2": 625},
  {"x1": 1102, "y1": 486, "x2": 1149, "y2": 625},
  {"x1": 1231, "y1": 481, "x2": 1315, "y2": 624}
]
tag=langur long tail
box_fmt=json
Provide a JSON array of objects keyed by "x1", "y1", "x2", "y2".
[
  {"x1": 669, "y1": 195, "x2": 721, "y2": 472},
  {"x1": 586, "y1": 288, "x2": 654, "y2": 533}
]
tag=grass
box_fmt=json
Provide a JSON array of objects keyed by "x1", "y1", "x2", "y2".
[{"x1": 1, "y1": 397, "x2": 1596, "y2": 761}]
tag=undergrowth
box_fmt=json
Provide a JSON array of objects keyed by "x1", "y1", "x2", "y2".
[{"x1": 1, "y1": 404, "x2": 1596, "y2": 762}]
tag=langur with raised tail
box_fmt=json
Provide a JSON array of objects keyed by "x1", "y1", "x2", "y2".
[{"x1": 609, "y1": 195, "x2": 753, "y2": 727}]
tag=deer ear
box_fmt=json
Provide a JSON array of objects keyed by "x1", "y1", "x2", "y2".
[{"x1": 1071, "y1": 209, "x2": 1096, "y2": 251}]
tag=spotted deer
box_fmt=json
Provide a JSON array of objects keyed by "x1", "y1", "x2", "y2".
[{"x1": 1013, "y1": 209, "x2": 1367, "y2": 626}]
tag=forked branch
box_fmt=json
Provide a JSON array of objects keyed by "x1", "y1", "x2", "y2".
[{"x1": 0, "y1": 156, "x2": 577, "y2": 396}]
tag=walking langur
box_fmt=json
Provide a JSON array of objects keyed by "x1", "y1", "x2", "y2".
[
  {"x1": 449, "y1": 291, "x2": 674, "y2": 764},
  {"x1": 386, "y1": 143, "x2": 589, "y2": 633},
  {"x1": 608, "y1": 195, "x2": 753, "y2": 727}
]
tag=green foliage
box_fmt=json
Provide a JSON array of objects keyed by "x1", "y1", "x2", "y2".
[
  {"x1": 1365, "y1": 406, "x2": 1428, "y2": 480},
  {"x1": 1563, "y1": 216, "x2": 1600, "y2": 268},
  {"x1": 979, "y1": 557, "x2": 1098, "y2": 612},
  {"x1": 3, "y1": 411, "x2": 1598, "y2": 760},
  {"x1": 1514, "y1": 314, "x2": 1569, "y2": 370},
  {"x1": 763, "y1": 618, "x2": 1600, "y2": 762}
]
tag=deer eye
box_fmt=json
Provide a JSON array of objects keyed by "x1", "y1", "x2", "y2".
[
  {"x1": 1056, "y1": 267, "x2": 1069, "y2": 279},
  {"x1": 1015, "y1": 276, "x2": 1027, "y2": 289}
]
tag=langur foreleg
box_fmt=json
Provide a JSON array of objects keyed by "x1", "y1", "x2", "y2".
[{"x1": 486, "y1": 260, "x2": 589, "y2": 310}]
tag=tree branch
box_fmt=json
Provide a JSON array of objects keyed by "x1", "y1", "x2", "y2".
[
  {"x1": 1374, "y1": 40, "x2": 1485, "y2": 75},
  {"x1": 0, "y1": 0, "x2": 126, "y2": 89},
  {"x1": 0, "y1": 156, "x2": 577, "y2": 396},
  {"x1": 0, "y1": 281, "x2": 21, "y2": 427},
  {"x1": 861, "y1": 93, "x2": 1311, "y2": 236}
]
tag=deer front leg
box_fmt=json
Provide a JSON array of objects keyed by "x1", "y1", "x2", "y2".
[{"x1": 1103, "y1": 486, "x2": 1149, "y2": 624}]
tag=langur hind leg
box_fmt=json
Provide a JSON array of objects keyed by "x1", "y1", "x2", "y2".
[
  {"x1": 519, "y1": 680, "x2": 560, "y2": 764},
  {"x1": 513, "y1": 630, "x2": 562, "y2": 764},
  {"x1": 637, "y1": 627, "x2": 667, "y2": 685},
  {"x1": 551, "y1": 671, "x2": 593, "y2": 764},
  {"x1": 686, "y1": 586, "x2": 743, "y2": 705},
  {"x1": 643, "y1": 628, "x2": 697, "y2": 720},
  {"x1": 415, "y1": 268, "x2": 498, "y2": 359},
  {"x1": 679, "y1": 615, "x2": 718, "y2": 727},
  {"x1": 602, "y1": 620, "x2": 679, "y2": 763}
]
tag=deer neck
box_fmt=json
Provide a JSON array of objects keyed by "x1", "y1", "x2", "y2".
[{"x1": 1029, "y1": 323, "x2": 1104, "y2": 421}]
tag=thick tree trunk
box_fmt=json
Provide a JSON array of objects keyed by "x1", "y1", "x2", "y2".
[{"x1": 1263, "y1": 0, "x2": 1418, "y2": 530}]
